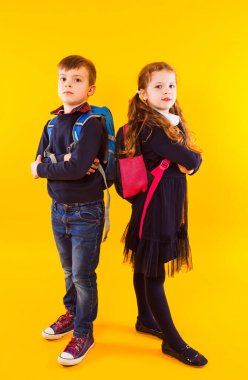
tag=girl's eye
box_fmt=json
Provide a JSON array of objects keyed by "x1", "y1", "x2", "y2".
[
  {"x1": 169, "y1": 84, "x2": 175, "y2": 88},
  {"x1": 155, "y1": 85, "x2": 162, "y2": 89},
  {"x1": 75, "y1": 78, "x2": 82, "y2": 82}
]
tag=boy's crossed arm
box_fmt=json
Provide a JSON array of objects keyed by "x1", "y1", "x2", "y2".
[
  {"x1": 31, "y1": 116, "x2": 103, "y2": 180},
  {"x1": 31, "y1": 155, "x2": 99, "y2": 179},
  {"x1": 64, "y1": 154, "x2": 99, "y2": 175}
]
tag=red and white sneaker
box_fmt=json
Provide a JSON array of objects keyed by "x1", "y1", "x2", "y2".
[
  {"x1": 42, "y1": 310, "x2": 74, "y2": 340},
  {"x1": 58, "y1": 336, "x2": 94, "y2": 366}
]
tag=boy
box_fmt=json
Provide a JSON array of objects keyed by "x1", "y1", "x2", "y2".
[{"x1": 31, "y1": 55, "x2": 106, "y2": 366}]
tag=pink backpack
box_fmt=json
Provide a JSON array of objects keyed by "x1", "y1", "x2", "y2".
[{"x1": 114, "y1": 124, "x2": 170, "y2": 238}]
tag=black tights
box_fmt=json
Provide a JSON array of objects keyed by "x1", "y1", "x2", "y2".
[{"x1": 133, "y1": 267, "x2": 186, "y2": 350}]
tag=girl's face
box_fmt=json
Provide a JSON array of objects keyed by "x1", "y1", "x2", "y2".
[{"x1": 140, "y1": 69, "x2": 177, "y2": 113}]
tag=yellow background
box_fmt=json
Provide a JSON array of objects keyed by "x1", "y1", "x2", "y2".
[{"x1": 0, "y1": 0, "x2": 247, "y2": 378}]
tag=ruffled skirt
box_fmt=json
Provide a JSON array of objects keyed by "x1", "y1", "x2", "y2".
[{"x1": 122, "y1": 176, "x2": 193, "y2": 277}]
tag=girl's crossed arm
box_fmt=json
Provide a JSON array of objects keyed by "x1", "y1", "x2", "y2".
[{"x1": 148, "y1": 127, "x2": 202, "y2": 172}]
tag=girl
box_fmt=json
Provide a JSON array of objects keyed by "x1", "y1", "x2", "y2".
[{"x1": 118, "y1": 62, "x2": 207, "y2": 366}]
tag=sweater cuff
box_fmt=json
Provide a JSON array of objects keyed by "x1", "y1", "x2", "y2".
[{"x1": 37, "y1": 163, "x2": 47, "y2": 178}]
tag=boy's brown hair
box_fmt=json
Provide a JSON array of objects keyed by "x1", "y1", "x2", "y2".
[{"x1": 58, "y1": 55, "x2": 96, "y2": 86}]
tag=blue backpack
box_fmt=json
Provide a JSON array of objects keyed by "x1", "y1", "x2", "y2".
[
  {"x1": 44, "y1": 105, "x2": 115, "y2": 241},
  {"x1": 45, "y1": 105, "x2": 115, "y2": 186}
]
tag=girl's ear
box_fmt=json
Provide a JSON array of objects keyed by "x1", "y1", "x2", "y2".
[
  {"x1": 140, "y1": 89, "x2": 147, "y2": 100},
  {"x1": 88, "y1": 85, "x2": 96, "y2": 97}
]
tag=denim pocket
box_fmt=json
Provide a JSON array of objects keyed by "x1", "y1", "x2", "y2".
[{"x1": 78, "y1": 207, "x2": 102, "y2": 224}]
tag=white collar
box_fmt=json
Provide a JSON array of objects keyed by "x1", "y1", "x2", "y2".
[{"x1": 154, "y1": 109, "x2": 180, "y2": 126}]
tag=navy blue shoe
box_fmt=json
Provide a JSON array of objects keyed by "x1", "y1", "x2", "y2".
[
  {"x1": 162, "y1": 341, "x2": 208, "y2": 367},
  {"x1": 135, "y1": 318, "x2": 164, "y2": 339}
]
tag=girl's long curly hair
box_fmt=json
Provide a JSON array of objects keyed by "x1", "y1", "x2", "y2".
[{"x1": 125, "y1": 62, "x2": 202, "y2": 156}]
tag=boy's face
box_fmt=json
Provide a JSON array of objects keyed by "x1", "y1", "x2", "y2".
[{"x1": 58, "y1": 66, "x2": 95, "y2": 108}]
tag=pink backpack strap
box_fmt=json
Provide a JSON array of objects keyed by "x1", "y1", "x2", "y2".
[
  {"x1": 123, "y1": 124, "x2": 128, "y2": 140},
  {"x1": 139, "y1": 159, "x2": 170, "y2": 239}
]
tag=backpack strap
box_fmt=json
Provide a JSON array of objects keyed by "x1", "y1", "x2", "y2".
[
  {"x1": 123, "y1": 124, "x2": 142, "y2": 156},
  {"x1": 98, "y1": 164, "x2": 110, "y2": 242},
  {"x1": 67, "y1": 113, "x2": 102, "y2": 153},
  {"x1": 44, "y1": 117, "x2": 58, "y2": 163},
  {"x1": 139, "y1": 159, "x2": 170, "y2": 239},
  {"x1": 70, "y1": 112, "x2": 111, "y2": 242},
  {"x1": 123, "y1": 124, "x2": 128, "y2": 139}
]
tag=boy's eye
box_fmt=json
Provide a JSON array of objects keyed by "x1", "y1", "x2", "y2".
[
  {"x1": 75, "y1": 78, "x2": 82, "y2": 82},
  {"x1": 169, "y1": 84, "x2": 175, "y2": 88},
  {"x1": 60, "y1": 77, "x2": 66, "y2": 82}
]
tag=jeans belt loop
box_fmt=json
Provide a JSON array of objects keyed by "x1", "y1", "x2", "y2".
[{"x1": 53, "y1": 201, "x2": 57, "y2": 211}]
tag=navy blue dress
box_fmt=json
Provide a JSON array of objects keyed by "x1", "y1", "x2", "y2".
[{"x1": 121, "y1": 124, "x2": 202, "y2": 277}]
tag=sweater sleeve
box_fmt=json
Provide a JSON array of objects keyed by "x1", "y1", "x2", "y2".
[
  {"x1": 188, "y1": 155, "x2": 202, "y2": 175},
  {"x1": 35, "y1": 122, "x2": 49, "y2": 160},
  {"x1": 37, "y1": 117, "x2": 103, "y2": 180},
  {"x1": 148, "y1": 127, "x2": 202, "y2": 171}
]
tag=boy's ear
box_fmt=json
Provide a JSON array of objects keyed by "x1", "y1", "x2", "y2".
[{"x1": 88, "y1": 85, "x2": 96, "y2": 97}]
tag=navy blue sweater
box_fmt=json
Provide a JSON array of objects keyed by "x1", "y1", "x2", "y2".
[
  {"x1": 139, "y1": 125, "x2": 202, "y2": 176},
  {"x1": 36, "y1": 111, "x2": 106, "y2": 203}
]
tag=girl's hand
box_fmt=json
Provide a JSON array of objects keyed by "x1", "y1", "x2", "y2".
[
  {"x1": 64, "y1": 153, "x2": 71, "y2": 161},
  {"x1": 178, "y1": 164, "x2": 194, "y2": 175},
  {"x1": 86, "y1": 158, "x2": 100, "y2": 175}
]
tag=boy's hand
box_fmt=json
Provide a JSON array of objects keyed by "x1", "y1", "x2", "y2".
[
  {"x1": 178, "y1": 164, "x2": 194, "y2": 175},
  {"x1": 63, "y1": 155, "x2": 99, "y2": 175},
  {"x1": 64, "y1": 153, "x2": 71, "y2": 161},
  {"x1": 30, "y1": 155, "x2": 42, "y2": 179},
  {"x1": 86, "y1": 158, "x2": 100, "y2": 175}
]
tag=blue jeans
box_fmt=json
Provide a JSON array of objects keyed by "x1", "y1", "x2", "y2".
[{"x1": 51, "y1": 200, "x2": 104, "y2": 338}]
